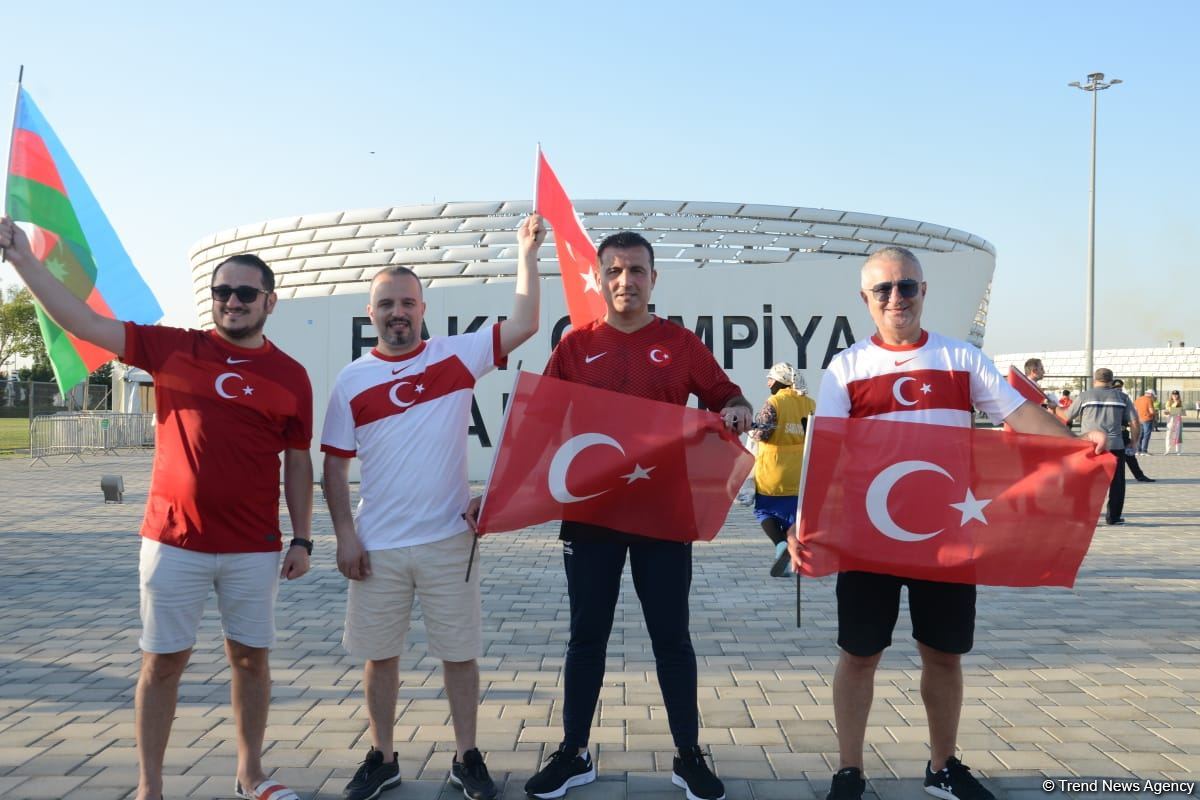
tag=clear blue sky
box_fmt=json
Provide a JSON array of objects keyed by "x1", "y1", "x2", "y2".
[{"x1": 3, "y1": 0, "x2": 1196, "y2": 356}]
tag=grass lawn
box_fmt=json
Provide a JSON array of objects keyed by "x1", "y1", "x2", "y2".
[{"x1": 0, "y1": 417, "x2": 29, "y2": 453}]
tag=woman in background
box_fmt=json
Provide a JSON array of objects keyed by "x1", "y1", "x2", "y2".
[{"x1": 1164, "y1": 390, "x2": 1184, "y2": 455}]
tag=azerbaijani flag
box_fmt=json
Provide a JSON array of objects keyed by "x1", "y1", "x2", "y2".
[{"x1": 5, "y1": 87, "x2": 162, "y2": 392}]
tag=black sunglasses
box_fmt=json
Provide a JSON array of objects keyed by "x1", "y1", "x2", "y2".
[
  {"x1": 211, "y1": 284, "x2": 267, "y2": 303},
  {"x1": 868, "y1": 279, "x2": 921, "y2": 302}
]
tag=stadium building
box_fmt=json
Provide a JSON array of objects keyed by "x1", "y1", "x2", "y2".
[{"x1": 185, "y1": 200, "x2": 997, "y2": 478}]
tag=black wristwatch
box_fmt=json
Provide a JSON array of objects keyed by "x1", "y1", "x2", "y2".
[{"x1": 289, "y1": 537, "x2": 313, "y2": 555}]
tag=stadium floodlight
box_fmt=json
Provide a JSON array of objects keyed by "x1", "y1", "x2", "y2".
[{"x1": 1069, "y1": 72, "x2": 1122, "y2": 381}]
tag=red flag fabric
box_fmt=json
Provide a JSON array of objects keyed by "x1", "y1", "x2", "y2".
[
  {"x1": 477, "y1": 371, "x2": 753, "y2": 541},
  {"x1": 534, "y1": 150, "x2": 607, "y2": 329},
  {"x1": 1007, "y1": 365, "x2": 1050, "y2": 405},
  {"x1": 1005, "y1": 365, "x2": 1064, "y2": 429},
  {"x1": 796, "y1": 417, "x2": 1116, "y2": 587}
]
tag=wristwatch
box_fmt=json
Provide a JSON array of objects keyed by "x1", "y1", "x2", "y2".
[{"x1": 289, "y1": 537, "x2": 313, "y2": 555}]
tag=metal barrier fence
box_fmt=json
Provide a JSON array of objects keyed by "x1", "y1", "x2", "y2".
[{"x1": 29, "y1": 412, "x2": 155, "y2": 464}]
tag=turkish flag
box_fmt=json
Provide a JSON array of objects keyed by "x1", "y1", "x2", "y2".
[
  {"x1": 535, "y1": 149, "x2": 607, "y2": 330},
  {"x1": 796, "y1": 417, "x2": 1116, "y2": 587},
  {"x1": 477, "y1": 371, "x2": 753, "y2": 542},
  {"x1": 1005, "y1": 365, "x2": 1064, "y2": 429}
]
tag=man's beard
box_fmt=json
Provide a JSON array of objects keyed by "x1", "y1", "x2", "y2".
[
  {"x1": 216, "y1": 314, "x2": 266, "y2": 341},
  {"x1": 378, "y1": 318, "x2": 416, "y2": 347}
]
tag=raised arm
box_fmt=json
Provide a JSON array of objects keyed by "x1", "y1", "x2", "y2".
[
  {"x1": 497, "y1": 214, "x2": 544, "y2": 357},
  {"x1": 0, "y1": 217, "x2": 126, "y2": 355}
]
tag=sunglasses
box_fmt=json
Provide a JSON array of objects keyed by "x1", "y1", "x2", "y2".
[
  {"x1": 211, "y1": 284, "x2": 267, "y2": 303},
  {"x1": 868, "y1": 279, "x2": 921, "y2": 302}
]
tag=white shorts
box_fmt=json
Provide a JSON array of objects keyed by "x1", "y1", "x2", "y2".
[
  {"x1": 139, "y1": 537, "x2": 282, "y2": 653},
  {"x1": 343, "y1": 531, "x2": 482, "y2": 662}
]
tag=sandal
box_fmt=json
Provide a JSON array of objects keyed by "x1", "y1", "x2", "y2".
[{"x1": 234, "y1": 778, "x2": 301, "y2": 800}]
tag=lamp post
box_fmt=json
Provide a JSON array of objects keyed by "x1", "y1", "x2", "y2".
[{"x1": 1068, "y1": 72, "x2": 1121, "y2": 381}]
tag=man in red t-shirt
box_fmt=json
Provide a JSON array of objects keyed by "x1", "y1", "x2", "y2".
[
  {"x1": 1, "y1": 218, "x2": 312, "y2": 800},
  {"x1": 521, "y1": 231, "x2": 751, "y2": 800}
]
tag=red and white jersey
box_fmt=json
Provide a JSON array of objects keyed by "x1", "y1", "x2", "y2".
[
  {"x1": 818, "y1": 330, "x2": 1023, "y2": 427},
  {"x1": 321, "y1": 325, "x2": 504, "y2": 550},
  {"x1": 545, "y1": 316, "x2": 742, "y2": 410},
  {"x1": 121, "y1": 323, "x2": 313, "y2": 554}
]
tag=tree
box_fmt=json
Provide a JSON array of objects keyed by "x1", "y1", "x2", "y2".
[{"x1": 0, "y1": 286, "x2": 42, "y2": 376}]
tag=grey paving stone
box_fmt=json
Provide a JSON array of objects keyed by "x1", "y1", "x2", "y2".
[{"x1": 1, "y1": 453, "x2": 1198, "y2": 797}]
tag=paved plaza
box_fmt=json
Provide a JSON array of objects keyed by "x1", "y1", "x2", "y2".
[{"x1": 0, "y1": 446, "x2": 1197, "y2": 800}]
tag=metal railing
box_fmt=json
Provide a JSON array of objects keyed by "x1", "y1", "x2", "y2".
[{"x1": 29, "y1": 412, "x2": 155, "y2": 465}]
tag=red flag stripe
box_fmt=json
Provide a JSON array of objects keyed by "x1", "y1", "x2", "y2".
[
  {"x1": 846, "y1": 369, "x2": 972, "y2": 417},
  {"x1": 9, "y1": 128, "x2": 67, "y2": 194}
]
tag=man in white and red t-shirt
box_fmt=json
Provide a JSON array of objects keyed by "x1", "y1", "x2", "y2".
[
  {"x1": 2, "y1": 216, "x2": 312, "y2": 800},
  {"x1": 320, "y1": 216, "x2": 543, "y2": 800},
  {"x1": 787, "y1": 246, "x2": 1106, "y2": 800}
]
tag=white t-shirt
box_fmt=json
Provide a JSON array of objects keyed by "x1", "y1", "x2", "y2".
[
  {"x1": 321, "y1": 325, "x2": 504, "y2": 550},
  {"x1": 818, "y1": 330, "x2": 1024, "y2": 426}
]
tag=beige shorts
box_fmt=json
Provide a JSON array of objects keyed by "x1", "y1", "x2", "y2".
[
  {"x1": 139, "y1": 537, "x2": 281, "y2": 653},
  {"x1": 343, "y1": 531, "x2": 482, "y2": 662}
]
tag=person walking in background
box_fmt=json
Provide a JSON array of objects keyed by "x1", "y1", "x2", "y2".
[
  {"x1": 1058, "y1": 389, "x2": 1072, "y2": 411},
  {"x1": 1066, "y1": 369, "x2": 1139, "y2": 525},
  {"x1": 1134, "y1": 390, "x2": 1157, "y2": 454},
  {"x1": 1112, "y1": 381, "x2": 1153, "y2": 483},
  {"x1": 1165, "y1": 390, "x2": 1184, "y2": 454},
  {"x1": 749, "y1": 362, "x2": 816, "y2": 577}
]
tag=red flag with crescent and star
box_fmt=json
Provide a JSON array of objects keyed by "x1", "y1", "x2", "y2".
[
  {"x1": 796, "y1": 417, "x2": 1115, "y2": 587},
  {"x1": 534, "y1": 149, "x2": 607, "y2": 330},
  {"x1": 476, "y1": 371, "x2": 753, "y2": 541}
]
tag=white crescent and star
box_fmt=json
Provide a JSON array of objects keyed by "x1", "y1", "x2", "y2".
[
  {"x1": 388, "y1": 380, "x2": 425, "y2": 408},
  {"x1": 865, "y1": 460, "x2": 993, "y2": 542},
  {"x1": 548, "y1": 433, "x2": 625, "y2": 503},
  {"x1": 547, "y1": 434, "x2": 656, "y2": 503},
  {"x1": 214, "y1": 372, "x2": 247, "y2": 399},
  {"x1": 649, "y1": 348, "x2": 668, "y2": 364}
]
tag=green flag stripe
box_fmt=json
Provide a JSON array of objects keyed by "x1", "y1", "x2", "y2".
[
  {"x1": 33, "y1": 305, "x2": 88, "y2": 392},
  {"x1": 6, "y1": 174, "x2": 91, "y2": 254}
]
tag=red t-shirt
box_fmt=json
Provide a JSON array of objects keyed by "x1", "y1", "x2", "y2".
[
  {"x1": 545, "y1": 316, "x2": 744, "y2": 543},
  {"x1": 121, "y1": 323, "x2": 313, "y2": 553},
  {"x1": 545, "y1": 316, "x2": 742, "y2": 410}
]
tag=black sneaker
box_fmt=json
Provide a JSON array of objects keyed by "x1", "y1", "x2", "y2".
[
  {"x1": 450, "y1": 748, "x2": 498, "y2": 800},
  {"x1": 343, "y1": 747, "x2": 401, "y2": 800},
  {"x1": 923, "y1": 757, "x2": 994, "y2": 800},
  {"x1": 671, "y1": 745, "x2": 725, "y2": 800},
  {"x1": 827, "y1": 767, "x2": 866, "y2": 800},
  {"x1": 524, "y1": 742, "x2": 595, "y2": 799}
]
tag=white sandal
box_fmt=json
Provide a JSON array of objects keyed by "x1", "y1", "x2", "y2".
[{"x1": 234, "y1": 778, "x2": 302, "y2": 800}]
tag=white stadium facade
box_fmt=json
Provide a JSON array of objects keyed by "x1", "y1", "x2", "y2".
[{"x1": 186, "y1": 199, "x2": 997, "y2": 479}]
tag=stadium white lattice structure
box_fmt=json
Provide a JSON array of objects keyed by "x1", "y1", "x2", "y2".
[{"x1": 189, "y1": 200, "x2": 995, "y2": 343}]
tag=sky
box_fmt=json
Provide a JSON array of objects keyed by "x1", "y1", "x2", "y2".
[{"x1": 2, "y1": 0, "x2": 1196, "y2": 357}]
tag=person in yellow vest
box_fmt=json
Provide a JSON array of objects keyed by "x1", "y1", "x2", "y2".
[{"x1": 750, "y1": 362, "x2": 817, "y2": 576}]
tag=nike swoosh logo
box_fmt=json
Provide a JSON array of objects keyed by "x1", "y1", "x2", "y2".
[
  {"x1": 894, "y1": 357, "x2": 917, "y2": 366},
  {"x1": 585, "y1": 353, "x2": 607, "y2": 364},
  {"x1": 391, "y1": 365, "x2": 417, "y2": 375},
  {"x1": 226, "y1": 357, "x2": 250, "y2": 364}
]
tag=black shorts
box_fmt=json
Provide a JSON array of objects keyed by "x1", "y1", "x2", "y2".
[{"x1": 836, "y1": 571, "x2": 976, "y2": 657}]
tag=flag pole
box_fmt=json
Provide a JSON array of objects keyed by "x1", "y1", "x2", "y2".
[
  {"x1": 793, "y1": 412, "x2": 817, "y2": 628},
  {"x1": 1, "y1": 65, "x2": 24, "y2": 264},
  {"x1": 532, "y1": 142, "x2": 542, "y2": 214},
  {"x1": 465, "y1": 362, "x2": 525, "y2": 582}
]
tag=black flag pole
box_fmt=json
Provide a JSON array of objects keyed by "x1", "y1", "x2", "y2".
[
  {"x1": 794, "y1": 412, "x2": 817, "y2": 628},
  {"x1": 1, "y1": 65, "x2": 24, "y2": 264},
  {"x1": 465, "y1": 361, "x2": 524, "y2": 583}
]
